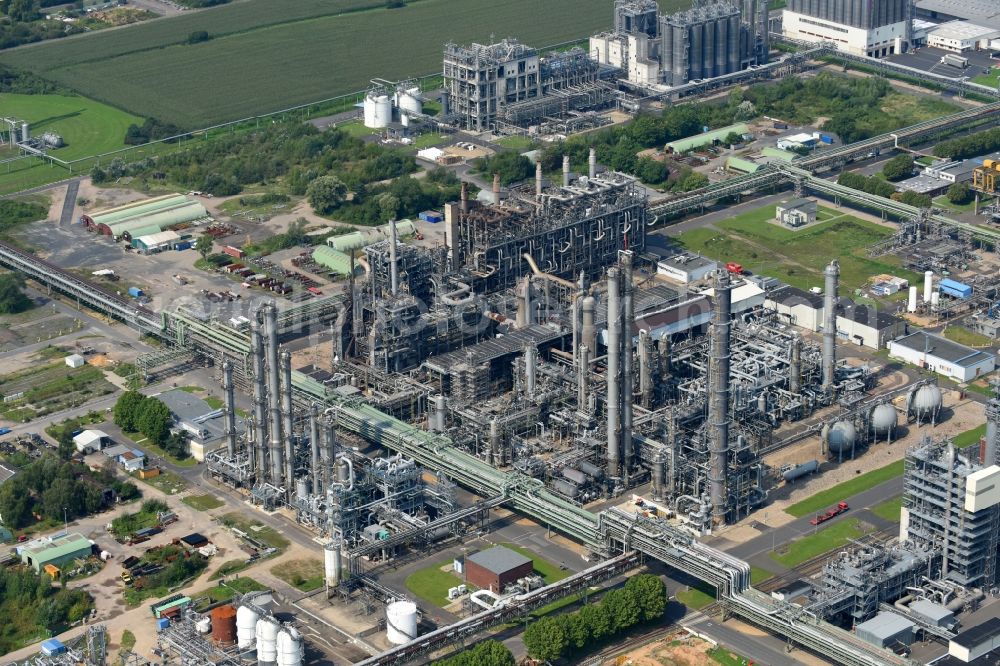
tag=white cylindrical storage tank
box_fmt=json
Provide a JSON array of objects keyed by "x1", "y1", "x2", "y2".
[
  {"x1": 398, "y1": 87, "x2": 423, "y2": 115},
  {"x1": 295, "y1": 478, "x2": 307, "y2": 499},
  {"x1": 924, "y1": 271, "x2": 934, "y2": 303},
  {"x1": 363, "y1": 93, "x2": 378, "y2": 128},
  {"x1": 276, "y1": 628, "x2": 303, "y2": 666},
  {"x1": 20, "y1": 122, "x2": 28, "y2": 143},
  {"x1": 931, "y1": 291, "x2": 940, "y2": 309},
  {"x1": 237, "y1": 605, "x2": 260, "y2": 650},
  {"x1": 324, "y1": 541, "x2": 341, "y2": 587},
  {"x1": 196, "y1": 617, "x2": 212, "y2": 634},
  {"x1": 400, "y1": 113, "x2": 409, "y2": 127},
  {"x1": 907, "y1": 286, "x2": 918, "y2": 313},
  {"x1": 255, "y1": 617, "x2": 280, "y2": 666},
  {"x1": 386, "y1": 601, "x2": 418, "y2": 645},
  {"x1": 372, "y1": 96, "x2": 391, "y2": 128}
]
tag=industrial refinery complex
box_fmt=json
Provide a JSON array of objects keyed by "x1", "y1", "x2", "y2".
[{"x1": 9, "y1": 1, "x2": 1000, "y2": 666}]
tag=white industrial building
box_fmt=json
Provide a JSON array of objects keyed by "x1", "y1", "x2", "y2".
[
  {"x1": 775, "y1": 198, "x2": 817, "y2": 227},
  {"x1": 765, "y1": 286, "x2": 824, "y2": 332},
  {"x1": 836, "y1": 302, "x2": 906, "y2": 349},
  {"x1": 656, "y1": 253, "x2": 718, "y2": 283},
  {"x1": 926, "y1": 21, "x2": 1000, "y2": 51},
  {"x1": 781, "y1": 8, "x2": 910, "y2": 56},
  {"x1": 73, "y1": 430, "x2": 109, "y2": 454},
  {"x1": 888, "y1": 331, "x2": 996, "y2": 381}
]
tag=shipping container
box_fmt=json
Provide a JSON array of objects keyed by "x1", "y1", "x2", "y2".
[
  {"x1": 418, "y1": 210, "x2": 443, "y2": 223},
  {"x1": 820, "y1": 135, "x2": 834, "y2": 144},
  {"x1": 773, "y1": 121, "x2": 788, "y2": 130},
  {"x1": 222, "y1": 246, "x2": 245, "y2": 258},
  {"x1": 127, "y1": 287, "x2": 143, "y2": 298},
  {"x1": 157, "y1": 618, "x2": 170, "y2": 632},
  {"x1": 174, "y1": 241, "x2": 192, "y2": 251}
]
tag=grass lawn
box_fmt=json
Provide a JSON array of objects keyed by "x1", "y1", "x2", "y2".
[
  {"x1": 770, "y1": 519, "x2": 873, "y2": 568},
  {"x1": 943, "y1": 326, "x2": 994, "y2": 347},
  {"x1": 494, "y1": 135, "x2": 536, "y2": 151},
  {"x1": 955, "y1": 424, "x2": 987, "y2": 449},
  {"x1": 204, "y1": 396, "x2": 224, "y2": 409},
  {"x1": 220, "y1": 513, "x2": 290, "y2": 551},
  {"x1": 500, "y1": 542, "x2": 569, "y2": 584},
  {"x1": 676, "y1": 205, "x2": 920, "y2": 292},
  {"x1": 412, "y1": 133, "x2": 449, "y2": 149},
  {"x1": 676, "y1": 582, "x2": 716, "y2": 610},
  {"x1": 181, "y1": 494, "x2": 224, "y2": 511},
  {"x1": 933, "y1": 195, "x2": 990, "y2": 213},
  {"x1": 270, "y1": 559, "x2": 325, "y2": 592},
  {"x1": 916, "y1": 156, "x2": 936, "y2": 166},
  {"x1": 122, "y1": 431, "x2": 198, "y2": 468},
  {"x1": 786, "y1": 460, "x2": 905, "y2": 517},
  {"x1": 751, "y1": 566, "x2": 774, "y2": 585},
  {"x1": 192, "y1": 577, "x2": 268, "y2": 610},
  {"x1": 133, "y1": 468, "x2": 188, "y2": 494},
  {"x1": 405, "y1": 559, "x2": 465, "y2": 607},
  {"x1": 872, "y1": 495, "x2": 903, "y2": 522},
  {"x1": 708, "y1": 647, "x2": 752, "y2": 666},
  {"x1": 973, "y1": 68, "x2": 1000, "y2": 88},
  {"x1": 209, "y1": 559, "x2": 249, "y2": 581}
]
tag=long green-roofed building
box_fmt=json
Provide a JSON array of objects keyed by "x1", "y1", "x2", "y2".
[
  {"x1": 83, "y1": 194, "x2": 208, "y2": 239},
  {"x1": 666, "y1": 123, "x2": 750, "y2": 154},
  {"x1": 312, "y1": 246, "x2": 356, "y2": 277},
  {"x1": 20, "y1": 533, "x2": 92, "y2": 573}
]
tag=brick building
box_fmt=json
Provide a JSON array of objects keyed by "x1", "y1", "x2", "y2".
[{"x1": 464, "y1": 546, "x2": 533, "y2": 593}]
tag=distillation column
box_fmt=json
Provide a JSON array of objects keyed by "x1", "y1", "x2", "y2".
[
  {"x1": 606, "y1": 267, "x2": 622, "y2": 478},
  {"x1": 389, "y1": 219, "x2": 399, "y2": 297},
  {"x1": 822, "y1": 260, "x2": 839, "y2": 391},
  {"x1": 222, "y1": 360, "x2": 237, "y2": 459},
  {"x1": 280, "y1": 349, "x2": 295, "y2": 498},
  {"x1": 265, "y1": 303, "x2": 283, "y2": 485},
  {"x1": 310, "y1": 404, "x2": 321, "y2": 495},
  {"x1": 250, "y1": 310, "x2": 268, "y2": 479},
  {"x1": 638, "y1": 330, "x2": 653, "y2": 409},
  {"x1": 589, "y1": 147, "x2": 597, "y2": 179},
  {"x1": 708, "y1": 272, "x2": 733, "y2": 525},
  {"x1": 581, "y1": 294, "x2": 596, "y2": 354},
  {"x1": 563, "y1": 155, "x2": 570, "y2": 187},
  {"x1": 621, "y1": 253, "x2": 634, "y2": 477},
  {"x1": 578, "y1": 344, "x2": 590, "y2": 410},
  {"x1": 524, "y1": 346, "x2": 537, "y2": 397},
  {"x1": 789, "y1": 333, "x2": 802, "y2": 395},
  {"x1": 323, "y1": 416, "x2": 336, "y2": 491}
]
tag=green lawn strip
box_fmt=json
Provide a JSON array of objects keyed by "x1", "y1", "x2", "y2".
[
  {"x1": 192, "y1": 577, "x2": 268, "y2": 611},
  {"x1": 494, "y1": 135, "x2": 536, "y2": 151},
  {"x1": 954, "y1": 424, "x2": 987, "y2": 449},
  {"x1": 204, "y1": 396, "x2": 224, "y2": 409},
  {"x1": 770, "y1": 519, "x2": 873, "y2": 568},
  {"x1": 270, "y1": 559, "x2": 325, "y2": 592},
  {"x1": 942, "y1": 326, "x2": 994, "y2": 347},
  {"x1": 872, "y1": 495, "x2": 903, "y2": 522},
  {"x1": 220, "y1": 513, "x2": 290, "y2": 551},
  {"x1": 676, "y1": 583, "x2": 716, "y2": 610},
  {"x1": 933, "y1": 195, "x2": 990, "y2": 213},
  {"x1": 708, "y1": 647, "x2": 752, "y2": 666},
  {"x1": 405, "y1": 559, "x2": 466, "y2": 607},
  {"x1": 750, "y1": 565, "x2": 774, "y2": 585},
  {"x1": 209, "y1": 559, "x2": 249, "y2": 581},
  {"x1": 181, "y1": 494, "x2": 225, "y2": 511},
  {"x1": 122, "y1": 430, "x2": 197, "y2": 468},
  {"x1": 500, "y1": 542, "x2": 569, "y2": 584},
  {"x1": 786, "y1": 460, "x2": 905, "y2": 518}
]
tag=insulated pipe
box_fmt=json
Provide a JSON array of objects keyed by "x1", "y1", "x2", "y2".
[
  {"x1": 789, "y1": 333, "x2": 802, "y2": 395},
  {"x1": 578, "y1": 344, "x2": 590, "y2": 409},
  {"x1": 310, "y1": 403, "x2": 321, "y2": 495},
  {"x1": 572, "y1": 294, "x2": 581, "y2": 367},
  {"x1": 589, "y1": 147, "x2": 597, "y2": 179},
  {"x1": 250, "y1": 313, "x2": 267, "y2": 478},
  {"x1": 264, "y1": 303, "x2": 283, "y2": 484},
  {"x1": 492, "y1": 172, "x2": 501, "y2": 206},
  {"x1": 222, "y1": 360, "x2": 237, "y2": 459},
  {"x1": 639, "y1": 330, "x2": 653, "y2": 409},
  {"x1": 388, "y1": 219, "x2": 399, "y2": 297},
  {"x1": 708, "y1": 271, "x2": 733, "y2": 525},
  {"x1": 280, "y1": 349, "x2": 294, "y2": 498},
  {"x1": 581, "y1": 295, "x2": 597, "y2": 354},
  {"x1": 524, "y1": 346, "x2": 537, "y2": 397},
  {"x1": 822, "y1": 260, "x2": 839, "y2": 391},
  {"x1": 606, "y1": 267, "x2": 622, "y2": 478},
  {"x1": 535, "y1": 161, "x2": 543, "y2": 199},
  {"x1": 621, "y1": 253, "x2": 634, "y2": 477},
  {"x1": 562, "y1": 155, "x2": 570, "y2": 187}
]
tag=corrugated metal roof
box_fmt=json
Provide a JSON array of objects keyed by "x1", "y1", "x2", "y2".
[
  {"x1": 666, "y1": 123, "x2": 749, "y2": 153},
  {"x1": 107, "y1": 202, "x2": 207, "y2": 236},
  {"x1": 467, "y1": 545, "x2": 531, "y2": 575},
  {"x1": 726, "y1": 157, "x2": 760, "y2": 173},
  {"x1": 312, "y1": 246, "x2": 354, "y2": 275},
  {"x1": 135, "y1": 230, "x2": 181, "y2": 247},
  {"x1": 856, "y1": 611, "x2": 915, "y2": 640},
  {"x1": 89, "y1": 194, "x2": 189, "y2": 226},
  {"x1": 22, "y1": 533, "x2": 91, "y2": 563}
]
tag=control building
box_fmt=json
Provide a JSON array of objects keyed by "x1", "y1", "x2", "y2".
[{"x1": 783, "y1": 0, "x2": 913, "y2": 56}]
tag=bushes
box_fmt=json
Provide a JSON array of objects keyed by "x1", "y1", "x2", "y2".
[
  {"x1": 113, "y1": 392, "x2": 172, "y2": 445},
  {"x1": 948, "y1": 182, "x2": 973, "y2": 205},
  {"x1": 522, "y1": 574, "x2": 667, "y2": 661},
  {"x1": 124, "y1": 117, "x2": 182, "y2": 145},
  {"x1": 837, "y1": 171, "x2": 895, "y2": 199},
  {"x1": 0, "y1": 566, "x2": 93, "y2": 654},
  {"x1": 474, "y1": 151, "x2": 533, "y2": 186},
  {"x1": 436, "y1": 640, "x2": 514, "y2": 666},
  {"x1": 0, "y1": 273, "x2": 32, "y2": 314},
  {"x1": 934, "y1": 127, "x2": 1000, "y2": 160}
]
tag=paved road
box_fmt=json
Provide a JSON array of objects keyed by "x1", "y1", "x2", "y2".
[
  {"x1": 59, "y1": 179, "x2": 79, "y2": 226},
  {"x1": 685, "y1": 611, "x2": 819, "y2": 666}
]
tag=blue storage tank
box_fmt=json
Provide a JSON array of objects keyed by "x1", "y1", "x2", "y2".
[
  {"x1": 157, "y1": 618, "x2": 170, "y2": 632},
  {"x1": 939, "y1": 278, "x2": 972, "y2": 299}
]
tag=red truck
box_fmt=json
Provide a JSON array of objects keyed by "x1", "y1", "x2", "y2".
[
  {"x1": 725, "y1": 262, "x2": 744, "y2": 275},
  {"x1": 810, "y1": 501, "x2": 849, "y2": 525}
]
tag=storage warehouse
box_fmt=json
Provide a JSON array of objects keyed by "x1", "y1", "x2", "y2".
[
  {"x1": 856, "y1": 612, "x2": 915, "y2": 649},
  {"x1": 836, "y1": 302, "x2": 906, "y2": 349},
  {"x1": 665, "y1": 123, "x2": 749, "y2": 154},
  {"x1": 82, "y1": 194, "x2": 208, "y2": 240},
  {"x1": 888, "y1": 331, "x2": 996, "y2": 381},
  {"x1": 765, "y1": 285, "x2": 824, "y2": 332},
  {"x1": 312, "y1": 246, "x2": 356, "y2": 277},
  {"x1": 464, "y1": 545, "x2": 533, "y2": 593},
  {"x1": 926, "y1": 21, "x2": 1000, "y2": 52},
  {"x1": 132, "y1": 230, "x2": 181, "y2": 254},
  {"x1": 20, "y1": 533, "x2": 92, "y2": 573},
  {"x1": 73, "y1": 429, "x2": 110, "y2": 454}
]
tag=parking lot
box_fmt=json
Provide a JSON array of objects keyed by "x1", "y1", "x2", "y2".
[{"x1": 886, "y1": 45, "x2": 997, "y2": 79}]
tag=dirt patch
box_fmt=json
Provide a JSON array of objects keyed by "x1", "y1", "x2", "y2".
[{"x1": 620, "y1": 632, "x2": 717, "y2": 666}]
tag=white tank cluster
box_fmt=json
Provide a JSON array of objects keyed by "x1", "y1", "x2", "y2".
[
  {"x1": 276, "y1": 627, "x2": 304, "y2": 666},
  {"x1": 385, "y1": 600, "x2": 418, "y2": 645},
  {"x1": 363, "y1": 81, "x2": 423, "y2": 129},
  {"x1": 255, "y1": 616, "x2": 280, "y2": 666},
  {"x1": 237, "y1": 605, "x2": 260, "y2": 652}
]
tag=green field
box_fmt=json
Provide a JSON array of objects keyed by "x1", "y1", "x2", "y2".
[
  {"x1": 872, "y1": 495, "x2": 903, "y2": 522},
  {"x1": 2, "y1": 0, "x2": 643, "y2": 128},
  {"x1": 270, "y1": 559, "x2": 325, "y2": 592},
  {"x1": 942, "y1": 326, "x2": 994, "y2": 348},
  {"x1": 955, "y1": 424, "x2": 987, "y2": 449},
  {"x1": 676, "y1": 205, "x2": 920, "y2": 293},
  {"x1": 405, "y1": 559, "x2": 466, "y2": 607},
  {"x1": 785, "y1": 460, "x2": 905, "y2": 518},
  {"x1": 0, "y1": 94, "x2": 141, "y2": 195},
  {"x1": 770, "y1": 519, "x2": 873, "y2": 568},
  {"x1": 181, "y1": 494, "x2": 225, "y2": 511}
]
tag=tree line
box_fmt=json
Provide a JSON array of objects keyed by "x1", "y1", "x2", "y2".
[
  {"x1": 522, "y1": 574, "x2": 667, "y2": 661},
  {"x1": 933, "y1": 127, "x2": 1000, "y2": 161},
  {"x1": 0, "y1": 565, "x2": 92, "y2": 655},
  {"x1": 837, "y1": 171, "x2": 932, "y2": 208},
  {"x1": 435, "y1": 640, "x2": 514, "y2": 666},
  {"x1": 114, "y1": 391, "x2": 173, "y2": 448}
]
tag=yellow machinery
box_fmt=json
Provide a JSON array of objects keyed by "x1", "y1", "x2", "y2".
[{"x1": 973, "y1": 159, "x2": 1000, "y2": 193}]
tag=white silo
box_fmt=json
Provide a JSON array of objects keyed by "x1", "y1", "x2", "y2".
[
  {"x1": 398, "y1": 87, "x2": 423, "y2": 115},
  {"x1": 907, "y1": 286, "x2": 918, "y2": 313},
  {"x1": 20, "y1": 122, "x2": 28, "y2": 143},
  {"x1": 924, "y1": 271, "x2": 934, "y2": 303},
  {"x1": 255, "y1": 617, "x2": 280, "y2": 666},
  {"x1": 324, "y1": 541, "x2": 341, "y2": 588},
  {"x1": 276, "y1": 627, "x2": 303, "y2": 666},
  {"x1": 373, "y1": 95, "x2": 392, "y2": 128},
  {"x1": 363, "y1": 92, "x2": 379, "y2": 128},
  {"x1": 386, "y1": 601, "x2": 418, "y2": 645},
  {"x1": 931, "y1": 291, "x2": 940, "y2": 309},
  {"x1": 237, "y1": 605, "x2": 260, "y2": 651}
]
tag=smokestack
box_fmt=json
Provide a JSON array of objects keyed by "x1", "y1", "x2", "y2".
[
  {"x1": 222, "y1": 360, "x2": 237, "y2": 459},
  {"x1": 578, "y1": 344, "x2": 590, "y2": 410},
  {"x1": 310, "y1": 403, "x2": 321, "y2": 495},
  {"x1": 524, "y1": 346, "x2": 537, "y2": 397},
  {"x1": 492, "y1": 172, "x2": 501, "y2": 206},
  {"x1": 606, "y1": 267, "x2": 622, "y2": 478},
  {"x1": 789, "y1": 333, "x2": 802, "y2": 395},
  {"x1": 562, "y1": 155, "x2": 570, "y2": 187},
  {"x1": 924, "y1": 270, "x2": 934, "y2": 303},
  {"x1": 708, "y1": 271, "x2": 732, "y2": 525},
  {"x1": 280, "y1": 349, "x2": 294, "y2": 498},
  {"x1": 652, "y1": 450, "x2": 665, "y2": 501},
  {"x1": 388, "y1": 219, "x2": 399, "y2": 297},
  {"x1": 822, "y1": 260, "x2": 839, "y2": 391},
  {"x1": 535, "y1": 161, "x2": 543, "y2": 199},
  {"x1": 264, "y1": 303, "x2": 283, "y2": 484},
  {"x1": 250, "y1": 312, "x2": 267, "y2": 478},
  {"x1": 460, "y1": 181, "x2": 469, "y2": 213},
  {"x1": 639, "y1": 330, "x2": 652, "y2": 409},
  {"x1": 582, "y1": 295, "x2": 596, "y2": 353},
  {"x1": 621, "y1": 252, "x2": 634, "y2": 478},
  {"x1": 589, "y1": 147, "x2": 597, "y2": 179}
]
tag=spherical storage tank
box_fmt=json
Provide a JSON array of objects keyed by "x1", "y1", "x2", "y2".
[
  {"x1": 276, "y1": 628, "x2": 303, "y2": 666},
  {"x1": 255, "y1": 617, "x2": 280, "y2": 666},
  {"x1": 386, "y1": 601, "x2": 418, "y2": 645},
  {"x1": 397, "y1": 87, "x2": 423, "y2": 115},
  {"x1": 826, "y1": 420, "x2": 857, "y2": 456},
  {"x1": 237, "y1": 605, "x2": 260, "y2": 651},
  {"x1": 211, "y1": 605, "x2": 237, "y2": 645},
  {"x1": 870, "y1": 403, "x2": 897, "y2": 439},
  {"x1": 909, "y1": 384, "x2": 942, "y2": 423}
]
